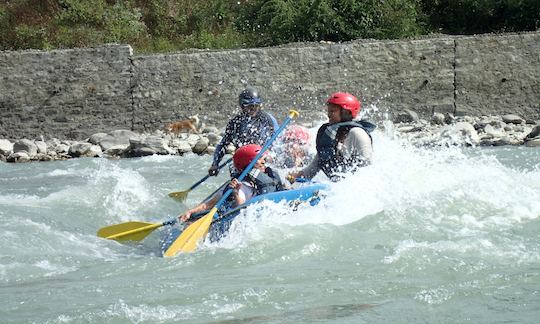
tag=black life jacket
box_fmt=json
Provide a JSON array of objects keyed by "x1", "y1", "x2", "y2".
[
  {"x1": 220, "y1": 166, "x2": 283, "y2": 213},
  {"x1": 315, "y1": 120, "x2": 376, "y2": 179}
]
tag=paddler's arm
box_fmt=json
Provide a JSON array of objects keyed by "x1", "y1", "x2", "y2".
[
  {"x1": 288, "y1": 153, "x2": 320, "y2": 182},
  {"x1": 230, "y1": 178, "x2": 248, "y2": 206},
  {"x1": 343, "y1": 128, "x2": 373, "y2": 166},
  {"x1": 179, "y1": 193, "x2": 220, "y2": 222}
]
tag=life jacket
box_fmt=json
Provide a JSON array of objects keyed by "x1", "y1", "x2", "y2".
[
  {"x1": 217, "y1": 182, "x2": 241, "y2": 215},
  {"x1": 315, "y1": 120, "x2": 376, "y2": 179},
  {"x1": 218, "y1": 166, "x2": 283, "y2": 214},
  {"x1": 247, "y1": 166, "x2": 284, "y2": 194}
]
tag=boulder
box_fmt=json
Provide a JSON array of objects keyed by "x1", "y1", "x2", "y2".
[
  {"x1": 0, "y1": 139, "x2": 13, "y2": 156},
  {"x1": 525, "y1": 138, "x2": 540, "y2": 147},
  {"x1": 186, "y1": 134, "x2": 200, "y2": 147},
  {"x1": 128, "y1": 135, "x2": 173, "y2": 157},
  {"x1": 439, "y1": 122, "x2": 479, "y2": 146},
  {"x1": 35, "y1": 141, "x2": 47, "y2": 154},
  {"x1": 13, "y1": 139, "x2": 38, "y2": 157},
  {"x1": 502, "y1": 114, "x2": 524, "y2": 124},
  {"x1": 99, "y1": 130, "x2": 139, "y2": 151},
  {"x1": 7, "y1": 152, "x2": 30, "y2": 163},
  {"x1": 483, "y1": 124, "x2": 506, "y2": 138},
  {"x1": 205, "y1": 133, "x2": 221, "y2": 146},
  {"x1": 87, "y1": 145, "x2": 103, "y2": 157},
  {"x1": 394, "y1": 109, "x2": 419, "y2": 124},
  {"x1": 431, "y1": 112, "x2": 445, "y2": 125},
  {"x1": 192, "y1": 137, "x2": 210, "y2": 154},
  {"x1": 175, "y1": 141, "x2": 192, "y2": 154},
  {"x1": 55, "y1": 143, "x2": 70, "y2": 154},
  {"x1": 525, "y1": 125, "x2": 540, "y2": 140},
  {"x1": 69, "y1": 142, "x2": 93, "y2": 157},
  {"x1": 88, "y1": 132, "x2": 108, "y2": 145},
  {"x1": 444, "y1": 113, "x2": 455, "y2": 124},
  {"x1": 201, "y1": 126, "x2": 219, "y2": 134},
  {"x1": 104, "y1": 144, "x2": 129, "y2": 157}
]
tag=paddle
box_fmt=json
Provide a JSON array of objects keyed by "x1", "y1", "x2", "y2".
[
  {"x1": 97, "y1": 219, "x2": 176, "y2": 242},
  {"x1": 163, "y1": 109, "x2": 299, "y2": 256},
  {"x1": 168, "y1": 158, "x2": 232, "y2": 201},
  {"x1": 97, "y1": 182, "x2": 229, "y2": 242}
]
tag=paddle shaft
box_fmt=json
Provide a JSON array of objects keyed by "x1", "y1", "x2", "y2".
[
  {"x1": 211, "y1": 111, "x2": 299, "y2": 219},
  {"x1": 187, "y1": 157, "x2": 232, "y2": 191}
]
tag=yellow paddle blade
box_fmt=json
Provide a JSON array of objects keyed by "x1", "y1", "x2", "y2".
[
  {"x1": 289, "y1": 109, "x2": 300, "y2": 118},
  {"x1": 163, "y1": 208, "x2": 217, "y2": 257},
  {"x1": 168, "y1": 190, "x2": 189, "y2": 202},
  {"x1": 97, "y1": 221, "x2": 161, "y2": 242}
]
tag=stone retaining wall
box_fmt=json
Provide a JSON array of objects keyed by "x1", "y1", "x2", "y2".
[{"x1": 1, "y1": 32, "x2": 539, "y2": 140}]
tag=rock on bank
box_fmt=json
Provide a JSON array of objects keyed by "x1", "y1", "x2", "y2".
[{"x1": 1, "y1": 114, "x2": 538, "y2": 163}]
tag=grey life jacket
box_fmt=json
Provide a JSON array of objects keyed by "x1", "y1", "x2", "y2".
[{"x1": 247, "y1": 166, "x2": 285, "y2": 195}]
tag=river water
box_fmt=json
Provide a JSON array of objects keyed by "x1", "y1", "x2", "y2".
[{"x1": 1, "y1": 129, "x2": 539, "y2": 323}]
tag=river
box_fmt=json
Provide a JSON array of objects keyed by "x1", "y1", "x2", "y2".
[{"x1": 1, "y1": 130, "x2": 539, "y2": 323}]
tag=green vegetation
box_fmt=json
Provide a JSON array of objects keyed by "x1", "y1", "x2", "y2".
[{"x1": 1, "y1": 0, "x2": 538, "y2": 52}]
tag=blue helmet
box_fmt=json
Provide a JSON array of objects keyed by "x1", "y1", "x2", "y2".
[{"x1": 238, "y1": 87, "x2": 262, "y2": 107}]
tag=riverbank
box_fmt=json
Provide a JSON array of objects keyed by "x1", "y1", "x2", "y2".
[
  {"x1": 1, "y1": 113, "x2": 538, "y2": 163},
  {"x1": 2, "y1": 33, "x2": 540, "y2": 141}
]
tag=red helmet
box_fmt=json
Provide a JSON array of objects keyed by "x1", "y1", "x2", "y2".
[
  {"x1": 283, "y1": 125, "x2": 310, "y2": 145},
  {"x1": 327, "y1": 92, "x2": 361, "y2": 118},
  {"x1": 233, "y1": 144, "x2": 264, "y2": 170}
]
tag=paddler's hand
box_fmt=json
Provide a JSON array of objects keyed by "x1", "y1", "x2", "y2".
[
  {"x1": 287, "y1": 172, "x2": 302, "y2": 184},
  {"x1": 230, "y1": 178, "x2": 240, "y2": 191},
  {"x1": 179, "y1": 211, "x2": 193, "y2": 222},
  {"x1": 208, "y1": 165, "x2": 219, "y2": 176}
]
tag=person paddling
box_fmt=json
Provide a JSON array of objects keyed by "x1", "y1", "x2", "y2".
[
  {"x1": 181, "y1": 144, "x2": 288, "y2": 222},
  {"x1": 289, "y1": 92, "x2": 375, "y2": 182},
  {"x1": 272, "y1": 124, "x2": 312, "y2": 168},
  {"x1": 208, "y1": 87, "x2": 278, "y2": 176}
]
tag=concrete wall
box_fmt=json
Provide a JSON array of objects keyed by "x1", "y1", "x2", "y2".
[
  {"x1": 455, "y1": 33, "x2": 540, "y2": 117},
  {"x1": 1, "y1": 32, "x2": 539, "y2": 140},
  {"x1": 0, "y1": 45, "x2": 134, "y2": 139}
]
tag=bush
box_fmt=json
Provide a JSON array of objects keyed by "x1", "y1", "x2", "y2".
[
  {"x1": 421, "y1": 0, "x2": 540, "y2": 34},
  {"x1": 0, "y1": 0, "x2": 537, "y2": 52},
  {"x1": 237, "y1": 0, "x2": 426, "y2": 46}
]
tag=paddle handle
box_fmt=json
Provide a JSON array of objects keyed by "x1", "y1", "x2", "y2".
[
  {"x1": 213, "y1": 110, "x2": 299, "y2": 216},
  {"x1": 162, "y1": 219, "x2": 177, "y2": 226},
  {"x1": 188, "y1": 158, "x2": 232, "y2": 191}
]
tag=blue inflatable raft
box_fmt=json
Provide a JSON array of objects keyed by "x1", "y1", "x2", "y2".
[{"x1": 159, "y1": 181, "x2": 328, "y2": 255}]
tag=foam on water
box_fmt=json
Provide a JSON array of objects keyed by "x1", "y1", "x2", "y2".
[
  {"x1": 201, "y1": 129, "x2": 539, "y2": 255},
  {"x1": 91, "y1": 161, "x2": 156, "y2": 220}
]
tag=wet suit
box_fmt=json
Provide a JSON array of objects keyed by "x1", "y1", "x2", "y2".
[{"x1": 211, "y1": 111, "x2": 278, "y2": 168}]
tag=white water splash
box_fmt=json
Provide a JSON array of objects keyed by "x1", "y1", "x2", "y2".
[{"x1": 91, "y1": 160, "x2": 156, "y2": 220}]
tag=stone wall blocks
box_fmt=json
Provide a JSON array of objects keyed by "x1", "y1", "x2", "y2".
[{"x1": 2, "y1": 34, "x2": 540, "y2": 140}]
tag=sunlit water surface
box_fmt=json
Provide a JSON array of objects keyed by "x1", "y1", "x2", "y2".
[{"x1": 1, "y1": 131, "x2": 539, "y2": 323}]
